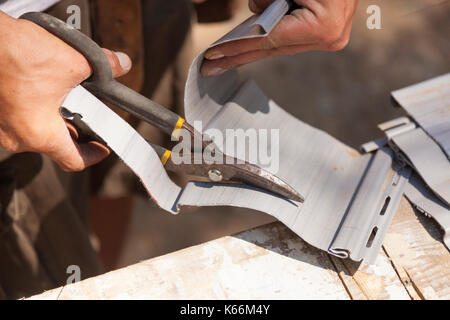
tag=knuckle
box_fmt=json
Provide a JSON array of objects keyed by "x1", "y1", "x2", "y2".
[
  {"x1": 24, "y1": 126, "x2": 50, "y2": 151},
  {"x1": 17, "y1": 123, "x2": 57, "y2": 154},
  {"x1": 61, "y1": 161, "x2": 85, "y2": 172},
  {"x1": 66, "y1": 51, "x2": 92, "y2": 81},
  {"x1": 326, "y1": 35, "x2": 350, "y2": 52},
  {"x1": 321, "y1": 30, "x2": 341, "y2": 45},
  {"x1": 0, "y1": 138, "x2": 21, "y2": 153},
  {"x1": 76, "y1": 58, "x2": 92, "y2": 80},
  {"x1": 104, "y1": 50, "x2": 121, "y2": 72},
  {"x1": 54, "y1": 149, "x2": 86, "y2": 173},
  {"x1": 319, "y1": 22, "x2": 349, "y2": 52},
  {"x1": 68, "y1": 58, "x2": 91, "y2": 81},
  {"x1": 0, "y1": 129, "x2": 22, "y2": 153},
  {"x1": 319, "y1": 20, "x2": 347, "y2": 45},
  {"x1": 54, "y1": 150, "x2": 86, "y2": 172}
]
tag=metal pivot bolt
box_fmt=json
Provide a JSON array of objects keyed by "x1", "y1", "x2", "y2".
[{"x1": 208, "y1": 169, "x2": 223, "y2": 182}]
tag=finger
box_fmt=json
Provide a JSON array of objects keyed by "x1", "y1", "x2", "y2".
[
  {"x1": 63, "y1": 120, "x2": 110, "y2": 166},
  {"x1": 78, "y1": 141, "x2": 111, "y2": 167},
  {"x1": 249, "y1": 0, "x2": 274, "y2": 13},
  {"x1": 65, "y1": 121, "x2": 79, "y2": 140},
  {"x1": 204, "y1": 11, "x2": 317, "y2": 61},
  {"x1": 202, "y1": 50, "x2": 274, "y2": 76},
  {"x1": 45, "y1": 118, "x2": 110, "y2": 171},
  {"x1": 201, "y1": 43, "x2": 320, "y2": 77},
  {"x1": 102, "y1": 49, "x2": 132, "y2": 78},
  {"x1": 51, "y1": 138, "x2": 110, "y2": 172},
  {"x1": 63, "y1": 121, "x2": 111, "y2": 167},
  {"x1": 205, "y1": 37, "x2": 271, "y2": 61}
]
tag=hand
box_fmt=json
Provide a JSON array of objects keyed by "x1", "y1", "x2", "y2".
[
  {"x1": 201, "y1": 0, "x2": 358, "y2": 76},
  {"x1": 0, "y1": 12, "x2": 132, "y2": 171}
]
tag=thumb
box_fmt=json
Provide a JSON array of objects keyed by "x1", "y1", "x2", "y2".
[{"x1": 102, "y1": 49, "x2": 132, "y2": 78}]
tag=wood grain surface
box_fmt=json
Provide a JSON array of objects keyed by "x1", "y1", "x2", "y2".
[{"x1": 28, "y1": 196, "x2": 449, "y2": 300}]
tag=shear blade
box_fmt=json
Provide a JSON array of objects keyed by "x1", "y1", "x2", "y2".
[{"x1": 230, "y1": 162, "x2": 304, "y2": 203}]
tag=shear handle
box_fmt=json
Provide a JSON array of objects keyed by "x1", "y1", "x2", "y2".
[{"x1": 20, "y1": 12, "x2": 181, "y2": 136}]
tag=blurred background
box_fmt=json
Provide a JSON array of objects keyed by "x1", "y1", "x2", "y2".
[{"x1": 108, "y1": 0, "x2": 449, "y2": 269}]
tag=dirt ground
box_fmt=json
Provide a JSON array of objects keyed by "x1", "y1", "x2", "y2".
[{"x1": 116, "y1": 0, "x2": 450, "y2": 268}]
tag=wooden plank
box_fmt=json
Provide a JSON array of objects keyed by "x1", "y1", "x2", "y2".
[
  {"x1": 329, "y1": 250, "x2": 410, "y2": 300},
  {"x1": 329, "y1": 256, "x2": 367, "y2": 300},
  {"x1": 30, "y1": 223, "x2": 350, "y2": 300},
  {"x1": 342, "y1": 250, "x2": 410, "y2": 300},
  {"x1": 29, "y1": 197, "x2": 449, "y2": 300},
  {"x1": 382, "y1": 247, "x2": 422, "y2": 300},
  {"x1": 383, "y1": 197, "x2": 450, "y2": 299}
]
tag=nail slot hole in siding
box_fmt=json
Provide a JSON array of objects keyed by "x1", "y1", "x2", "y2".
[
  {"x1": 366, "y1": 226, "x2": 378, "y2": 248},
  {"x1": 380, "y1": 196, "x2": 391, "y2": 216}
]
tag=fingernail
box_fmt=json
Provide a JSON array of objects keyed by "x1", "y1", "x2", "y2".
[
  {"x1": 115, "y1": 51, "x2": 132, "y2": 71},
  {"x1": 249, "y1": 1, "x2": 263, "y2": 13},
  {"x1": 249, "y1": 1, "x2": 258, "y2": 12},
  {"x1": 206, "y1": 52, "x2": 224, "y2": 60},
  {"x1": 205, "y1": 67, "x2": 225, "y2": 77}
]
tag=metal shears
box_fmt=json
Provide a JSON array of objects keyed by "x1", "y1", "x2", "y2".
[{"x1": 21, "y1": 12, "x2": 304, "y2": 202}]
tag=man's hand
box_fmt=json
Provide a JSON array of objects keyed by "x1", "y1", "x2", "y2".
[
  {"x1": 0, "y1": 12, "x2": 132, "y2": 171},
  {"x1": 201, "y1": 0, "x2": 358, "y2": 76}
]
